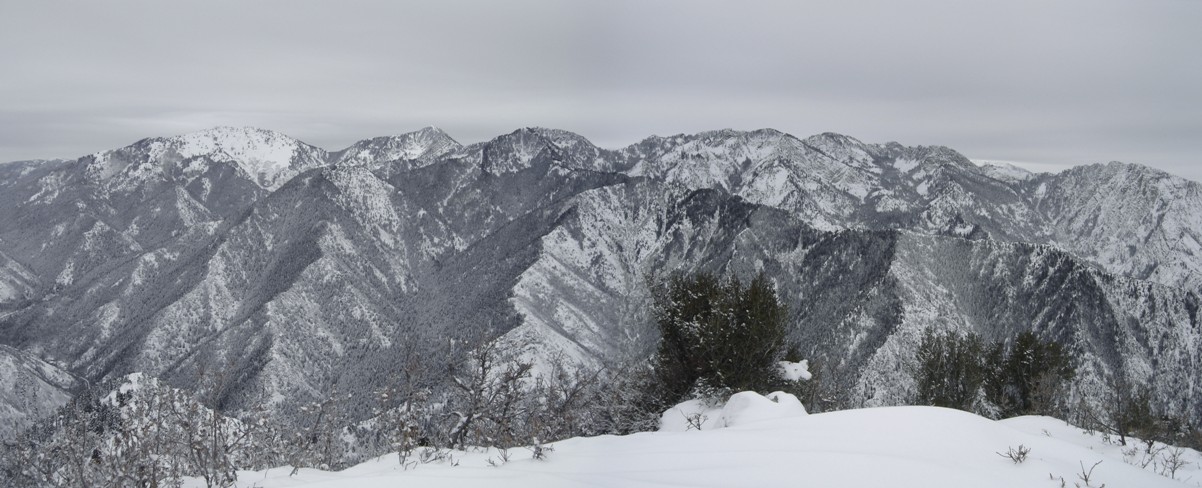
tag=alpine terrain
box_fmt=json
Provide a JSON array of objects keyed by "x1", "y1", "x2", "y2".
[{"x1": 0, "y1": 126, "x2": 1199, "y2": 440}]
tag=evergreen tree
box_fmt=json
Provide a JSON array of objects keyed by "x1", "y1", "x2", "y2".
[
  {"x1": 985, "y1": 331, "x2": 1073, "y2": 417},
  {"x1": 915, "y1": 328, "x2": 1074, "y2": 417},
  {"x1": 650, "y1": 271, "x2": 789, "y2": 406},
  {"x1": 914, "y1": 329, "x2": 986, "y2": 411}
]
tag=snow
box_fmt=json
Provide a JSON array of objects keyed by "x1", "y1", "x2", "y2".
[
  {"x1": 115, "y1": 372, "x2": 146, "y2": 395},
  {"x1": 335, "y1": 127, "x2": 460, "y2": 167},
  {"x1": 975, "y1": 160, "x2": 1035, "y2": 182},
  {"x1": 193, "y1": 392, "x2": 1199, "y2": 488},
  {"x1": 843, "y1": 180, "x2": 870, "y2": 199},
  {"x1": 778, "y1": 359, "x2": 812, "y2": 381},
  {"x1": 170, "y1": 127, "x2": 298, "y2": 174},
  {"x1": 0, "y1": 282, "x2": 15, "y2": 301},
  {"x1": 893, "y1": 158, "x2": 921, "y2": 173},
  {"x1": 659, "y1": 391, "x2": 808, "y2": 432},
  {"x1": 0, "y1": 345, "x2": 75, "y2": 438},
  {"x1": 916, "y1": 180, "x2": 931, "y2": 196},
  {"x1": 139, "y1": 126, "x2": 323, "y2": 189},
  {"x1": 1035, "y1": 181, "x2": 1048, "y2": 198}
]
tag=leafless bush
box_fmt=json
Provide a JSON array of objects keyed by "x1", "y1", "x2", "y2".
[
  {"x1": 997, "y1": 444, "x2": 1031, "y2": 464},
  {"x1": 684, "y1": 412, "x2": 708, "y2": 431},
  {"x1": 1075, "y1": 460, "x2": 1105, "y2": 488},
  {"x1": 1157, "y1": 447, "x2": 1190, "y2": 480},
  {"x1": 445, "y1": 339, "x2": 534, "y2": 450}
]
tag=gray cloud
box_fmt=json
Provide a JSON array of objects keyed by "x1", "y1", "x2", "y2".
[{"x1": 1, "y1": 0, "x2": 1199, "y2": 181}]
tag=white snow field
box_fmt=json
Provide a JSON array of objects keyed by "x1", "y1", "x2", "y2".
[{"x1": 196, "y1": 392, "x2": 1201, "y2": 488}]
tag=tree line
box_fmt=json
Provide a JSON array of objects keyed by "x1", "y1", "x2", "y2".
[{"x1": 913, "y1": 328, "x2": 1201, "y2": 451}]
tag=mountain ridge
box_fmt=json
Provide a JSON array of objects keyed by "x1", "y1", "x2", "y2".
[{"x1": 1, "y1": 125, "x2": 1199, "y2": 438}]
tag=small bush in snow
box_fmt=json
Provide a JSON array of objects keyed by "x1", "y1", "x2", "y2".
[
  {"x1": 1076, "y1": 460, "x2": 1104, "y2": 487},
  {"x1": 997, "y1": 444, "x2": 1031, "y2": 464}
]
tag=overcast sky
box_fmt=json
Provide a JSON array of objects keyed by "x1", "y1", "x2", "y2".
[{"x1": 1, "y1": 0, "x2": 1199, "y2": 181}]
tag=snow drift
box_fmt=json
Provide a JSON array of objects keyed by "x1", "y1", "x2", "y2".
[{"x1": 197, "y1": 392, "x2": 1202, "y2": 488}]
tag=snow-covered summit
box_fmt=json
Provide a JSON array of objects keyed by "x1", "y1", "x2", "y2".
[
  {"x1": 976, "y1": 160, "x2": 1036, "y2": 182},
  {"x1": 166, "y1": 126, "x2": 302, "y2": 162},
  {"x1": 474, "y1": 127, "x2": 608, "y2": 174},
  {"x1": 83, "y1": 126, "x2": 328, "y2": 190},
  {"x1": 333, "y1": 126, "x2": 462, "y2": 169},
  {"x1": 152, "y1": 126, "x2": 327, "y2": 189}
]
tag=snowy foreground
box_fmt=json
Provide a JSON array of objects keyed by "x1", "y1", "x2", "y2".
[{"x1": 195, "y1": 392, "x2": 1200, "y2": 488}]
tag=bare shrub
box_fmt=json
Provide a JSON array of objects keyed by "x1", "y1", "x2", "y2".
[{"x1": 997, "y1": 444, "x2": 1031, "y2": 464}]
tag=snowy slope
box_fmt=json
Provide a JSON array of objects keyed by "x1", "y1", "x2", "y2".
[
  {"x1": 847, "y1": 232, "x2": 1202, "y2": 414},
  {"x1": 197, "y1": 393, "x2": 1201, "y2": 488},
  {"x1": 0, "y1": 345, "x2": 77, "y2": 438},
  {"x1": 1031, "y1": 162, "x2": 1202, "y2": 292},
  {"x1": 0, "y1": 247, "x2": 38, "y2": 304}
]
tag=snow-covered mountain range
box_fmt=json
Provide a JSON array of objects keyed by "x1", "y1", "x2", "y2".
[{"x1": 1, "y1": 126, "x2": 1199, "y2": 436}]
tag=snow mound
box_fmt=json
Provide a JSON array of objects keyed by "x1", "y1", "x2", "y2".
[{"x1": 660, "y1": 391, "x2": 807, "y2": 432}]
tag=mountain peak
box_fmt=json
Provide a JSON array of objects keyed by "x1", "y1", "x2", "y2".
[
  {"x1": 165, "y1": 126, "x2": 308, "y2": 154},
  {"x1": 157, "y1": 126, "x2": 324, "y2": 189},
  {"x1": 415, "y1": 125, "x2": 451, "y2": 138},
  {"x1": 511, "y1": 127, "x2": 597, "y2": 149},
  {"x1": 80, "y1": 126, "x2": 326, "y2": 190},
  {"x1": 186, "y1": 125, "x2": 279, "y2": 136},
  {"x1": 475, "y1": 127, "x2": 601, "y2": 174},
  {"x1": 169, "y1": 125, "x2": 300, "y2": 149},
  {"x1": 333, "y1": 127, "x2": 463, "y2": 168},
  {"x1": 803, "y1": 132, "x2": 868, "y2": 148},
  {"x1": 975, "y1": 160, "x2": 1035, "y2": 183}
]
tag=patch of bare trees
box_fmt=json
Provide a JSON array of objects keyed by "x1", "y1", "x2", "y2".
[
  {"x1": 1, "y1": 372, "x2": 265, "y2": 488},
  {"x1": 0, "y1": 335, "x2": 668, "y2": 486}
]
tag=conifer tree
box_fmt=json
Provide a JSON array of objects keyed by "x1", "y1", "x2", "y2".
[{"x1": 650, "y1": 271, "x2": 789, "y2": 406}]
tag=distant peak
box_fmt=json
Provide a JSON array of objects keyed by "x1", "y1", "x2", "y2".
[
  {"x1": 974, "y1": 160, "x2": 1036, "y2": 182},
  {"x1": 749, "y1": 128, "x2": 786, "y2": 137},
  {"x1": 519, "y1": 126, "x2": 585, "y2": 139},
  {"x1": 361, "y1": 126, "x2": 458, "y2": 145},
  {"x1": 203, "y1": 125, "x2": 257, "y2": 132},
  {"x1": 475, "y1": 127, "x2": 604, "y2": 175},
  {"x1": 416, "y1": 125, "x2": 450, "y2": 136},
  {"x1": 158, "y1": 126, "x2": 321, "y2": 189},
  {"x1": 1074, "y1": 160, "x2": 1181, "y2": 181},
  {"x1": 491, "y1": 127, "x2": 597, "y2": 150},
  {"x1": 399, "y1": 125, "x2": 453, "y2": 140},
  {"x1": 804, "y1": 132, "x2": 866, "y2": 147},
  {"x1": 637, "y1": 128, "x2": 789, "y2": 147},
  {"x1": 164, "y1": 126, "x2": 303, "y2": 151},
  {"x1": 694, "y1": 128, "x2": 742, "y2": 138},
  {"x1": 689, "y1": 128, "x2": 775, "y2": 141},
  {"x1": 177, "y1": 126, "x2": 289, "y2": 140},
  {"x1": 333, "y1": 126, "x2": 462, "y2": 168}
]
